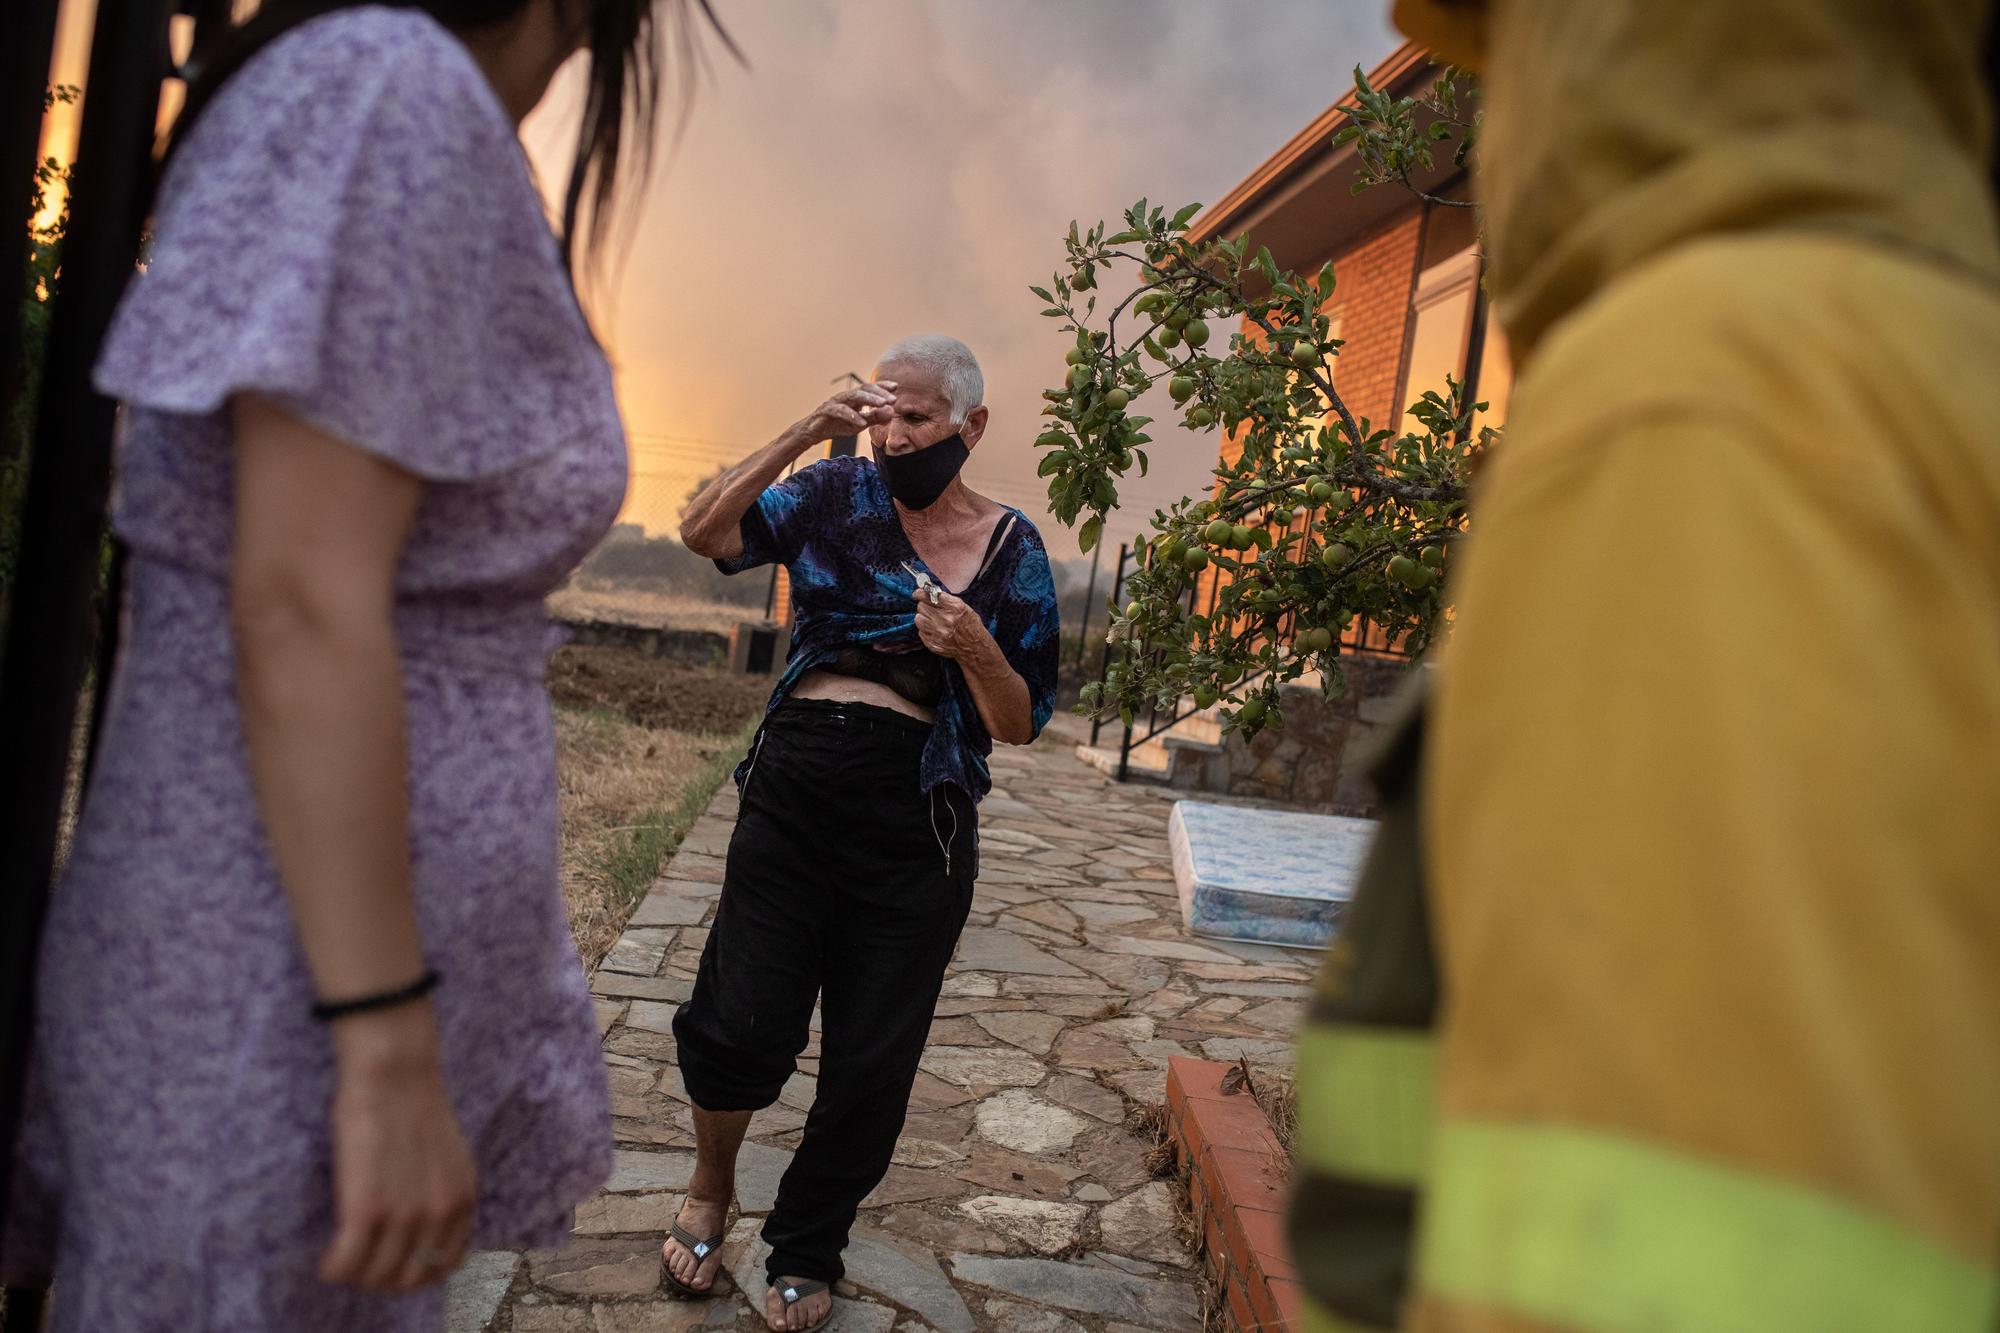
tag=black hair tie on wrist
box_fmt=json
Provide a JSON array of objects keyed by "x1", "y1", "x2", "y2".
[{"x1": 311, "y1": 969, "x2": 440, "y2": 1022}]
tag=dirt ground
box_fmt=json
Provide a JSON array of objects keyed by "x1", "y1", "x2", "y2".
[
  {"x1": 549, "y1": 643, "x2": 773, "y2": 732},
  {"x1": 552, "y1": 645, "x2": 768, "y2": 969}
]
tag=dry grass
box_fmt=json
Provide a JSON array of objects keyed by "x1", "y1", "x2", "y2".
[
  {"x1": 1254, "y1": 1069, "x2": 1297, "y2": 1158},
  {"x1": 549, "y1": 581, "x2": 760, "y2": 636},
  {"x1": 556, "y1": 706, "x2": 753, "y2": 970}
]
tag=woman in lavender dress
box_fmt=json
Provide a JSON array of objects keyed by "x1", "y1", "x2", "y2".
[{"x1": 0, "y1": 3, "x2": 725, "y2": 1328}]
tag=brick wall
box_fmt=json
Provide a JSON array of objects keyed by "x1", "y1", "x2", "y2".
[
  {"x1": 1331, "y1": 211, "x2": 1423, "y2": 430},
  {"x1": 1217, "y1": 207, "x2": 1424, "y2": 479}
]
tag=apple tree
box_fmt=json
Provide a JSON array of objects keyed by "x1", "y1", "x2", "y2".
[{"x1": 1034, "y1": 66, "x2": 1494, "y2": 737}]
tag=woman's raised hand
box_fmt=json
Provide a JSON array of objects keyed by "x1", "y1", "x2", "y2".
[{"x1": 800, "y1": 381, "x2": 897, "y2": 443}]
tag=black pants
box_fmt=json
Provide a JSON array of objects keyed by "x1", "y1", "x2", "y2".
[{"x1": 672, "y1": 697, "x2": 976, "y2": 1286}]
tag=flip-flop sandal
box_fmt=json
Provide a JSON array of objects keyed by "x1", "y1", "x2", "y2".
[
  {"x1": 770, "y1": 1278, "x2": 832, "y2": 1329},
  {"x1": 659, "y1": 1218, "x2": 728, "y2": 1298}
]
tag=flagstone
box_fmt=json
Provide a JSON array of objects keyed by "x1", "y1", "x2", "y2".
[
  {"x1": 573, "y1": 1190, "x2": 681, "y2": 1236},
  {"x1": 606, "y1": 1148, "x2": 694, "y2": 1193},
  {"x1": 971, "y1": 1011, "x2": 1067, "y2": 1056},
  {"x1": 1053, "y1": 885, "x2": 1150, "y2": 907},
  {"x1": 1068, "y1": 902, "x2": 1155, "y2": 929},
  {"x1": 1061, "y1": 951, "x2": 1173, "y2": 993},
  {"x1": 506, "y1": 1303, "x2": 595, "y2": 1333},
  {"x1": 591, "y1": 973, "x2": 694, "y2": 1003},
  {"x1": 842, "y1": 1223, "x2": 976, "y2": 1333},
  {"x1": 951, "y1": 927, "x2": 1082, "y2": 977},
  {"x1": 778, "y1": 1070, "x2": 818, "y2": 1112},
  {"x1": 1107, "y1": 1067, "x2": 1168, "y2": 1104},
  {"x1": 1043, "y1": 1073, "x2": 1126, "y2": 1125},
  {"x1": 956, "y1": 1197, "x2": 1087, "y2": 1255},
  {"x1": 443, "y1": 1250, "x2": 518, "y2": 1332},
  {"x1": 945, "y1": 1256, "x2": 1199, "y2": 1330},
  {"x1": 926, "y1": 1016, "x2": 991, "y2": 1046},
  {"x1": 979, "y1": 1299, "x2": 1089, "y2": 1333},
  {"x1": 604, "y1": 1029, "x2": 676, "y2": 1064},
  {"x1": 862, "y1": 1164, "x2": 968, "y2": 1207},
  {"x1": 1000, "y1": 918, "x2": 1082, "y2": 950},
  {"x1": 938, "y1": 972, "x2": 1000, "y2": 999},
  {"x1": 981, "y1": 827, "x2": 1056, "y2": 851},
  {"x1": 612, "y1": 1116, "x2": 692, "y2": 1148},
  {"x1": 974, "y1": 1089, "x2": 1089, "y2": 1154},
  {"x1": 589, "y1": 1300, "x2": 732, "y2": 1332},
  {"x1": 891, "y1": 1137, "x2": 970, "y2": 1168},
  {"x1": 629, "y1": 891, "x2": 711, "y2": 928},
  {"x1": 919, "y1": 1045, "x2": 1047, "y2": 1088},
  {"x1": 953, "y1": 1145, "x2": 1086, "y2": 1200},
  {"x1": 526, "y1": 1237, "x2": 663, "y2": 1299},
  {"x1": 600, "y1": 935, "x2": 666, "y2": 976},
  {"x1": 907, "y1": 1070, "x2": 978, "y2": 1110},
  {"x1": 1080, "y1": 1015, "x2": 1157, "y2": 1044},
  {"x1": 1238, "y1": 999, "x2": 1307, "y2": 1033},
  {"x1": 668, "y1": 852, "x2": 728, "y2": 883},
  {"x1": 872, "y1": 1205, "x2": 1012, "y2": 1257},
  {"x1": 1093, "y1": 935, "x2": 1243, "y2": 965},
  {"x1": 1099, "y1": 1182, "x2": 1191, "y2": 1266},
  {"x1": 1132, "y1": 1039, "x2": 1198, "y2": 1067},
  {"x1": 1071, "y1": 1132, "x2": 1156, "y2": 1195},
  {"x1": 1050, "y1": 1028, "x2": 1146, "y2": 1075},
  {"x1": 1179, "y1": 960, "x2": 1314, "y2": 983},
  {"x1": 624, "y1": 999, "x2": 679, "y2": 1034},
  {"x1": 1201, "y1": 1037, "x2": 1295, "y2": 1064},
  {"x1": 1007, "y1": 901, "x2": 1082, "y2": 935},
  {"x1": 999, "y1": 975, "x2": 1111, "y2": 997}
]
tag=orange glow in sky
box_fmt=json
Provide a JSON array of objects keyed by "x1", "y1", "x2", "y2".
[{"x1": 35, "y1": 2, "x2": 1400, "y2": 560}]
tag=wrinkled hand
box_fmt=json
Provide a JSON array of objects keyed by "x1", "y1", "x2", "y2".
[
  {"x1": 800, "y1": 381, "x2": 897, "y2": 444},
  {"x1": 914, "y1": 587, "x2": 996, "y2": 667}
]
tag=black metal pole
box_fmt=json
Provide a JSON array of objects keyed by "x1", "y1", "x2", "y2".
[
  {"x1": 0, "y1": 0, "x2": 65, "y2": 450},
  {"x1": 1073, "y1": 534, "x2": 1101, "y2": 669},
  {"x1": 1088, "y1": 543, "x2": 1127, "y2": 749},
  {"x1": 0, "y1": 0, "x2": 174, "y2": 1306}
]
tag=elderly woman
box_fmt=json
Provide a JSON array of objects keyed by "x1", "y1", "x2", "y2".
[{"x1": 670, "y1": 334, "x2": 1060, "y2": 1330}]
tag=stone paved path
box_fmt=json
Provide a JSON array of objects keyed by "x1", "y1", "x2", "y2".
[{"x1": 450, "y1": 718, "x2": 1315, "y2": 1333}]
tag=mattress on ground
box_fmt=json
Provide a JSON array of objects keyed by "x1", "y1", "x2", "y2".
[{"x1": 1168, "y1": 800, "x2": 1377, "y2": 950}]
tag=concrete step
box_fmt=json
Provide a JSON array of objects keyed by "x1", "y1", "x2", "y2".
[
  {"x1": 1075, "y1": 742, "x2": 1170, "y2": 783},
  {"x1": 1076, "y1": 729, "x2": 1228, "y2": 787}
]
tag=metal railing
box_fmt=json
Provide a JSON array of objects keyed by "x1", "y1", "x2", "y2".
[{"x1": 1085, "y1": 540, "x2": 1412, "y2": 783}]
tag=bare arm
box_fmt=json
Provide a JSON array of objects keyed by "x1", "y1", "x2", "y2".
[
  {"x1": 681, "y1": 382, "x2": 899, "y2": 561},
  {"x1": 231, "y1": 393, "x2": 474, "y2": 1293},
  {"x1": 914, "y1": 590, "x2": 1036, "y2": 745}
]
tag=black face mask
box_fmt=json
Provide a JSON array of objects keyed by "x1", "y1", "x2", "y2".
[{"x1": 872, "y1": 433, "x2": 969, "y2": 510}]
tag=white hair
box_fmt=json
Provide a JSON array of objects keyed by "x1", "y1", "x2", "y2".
[{"x1": 875, "y1": 334, "x2": 984, "y2": 425}]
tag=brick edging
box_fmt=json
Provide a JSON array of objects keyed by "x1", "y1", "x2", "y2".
[{"x1": 1166, "y1": 1056, "x2": 1303, "y2": 1331}]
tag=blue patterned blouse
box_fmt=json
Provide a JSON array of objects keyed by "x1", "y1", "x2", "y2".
[{"x1": 719, "y1": 454, "x2": 1062, "y2": 801}]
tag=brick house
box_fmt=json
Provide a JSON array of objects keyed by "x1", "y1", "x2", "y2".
[
  {"x1": 1194, "y1": 40, "x2": 1510, "y2": 459},
  {"x1": 1082, "y1": 41, "x2": 1510, "y2": 806}
]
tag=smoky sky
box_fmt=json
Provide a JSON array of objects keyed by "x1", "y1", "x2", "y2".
[{"x1": 523, "y1": 1, "x2": 1398, "y2": 551}]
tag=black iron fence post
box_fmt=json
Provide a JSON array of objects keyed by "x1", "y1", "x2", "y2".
[
  {"x1": 0, "y1": 0, "x2": 64, "y2": 438},
  {"x1": 2, "y1": 5, "x2": 176, "y2": 1320},
  {"x1": 1072, "y1": 532, "x2": 1101, "y2": 669},
  {"x1": 1086, "y1": 542, "x2": 1127, "y2": 749}
]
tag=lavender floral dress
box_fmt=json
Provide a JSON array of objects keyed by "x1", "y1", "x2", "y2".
[{"x1": 1, "y1": 11, "x2": 623, "y2": 1329}]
